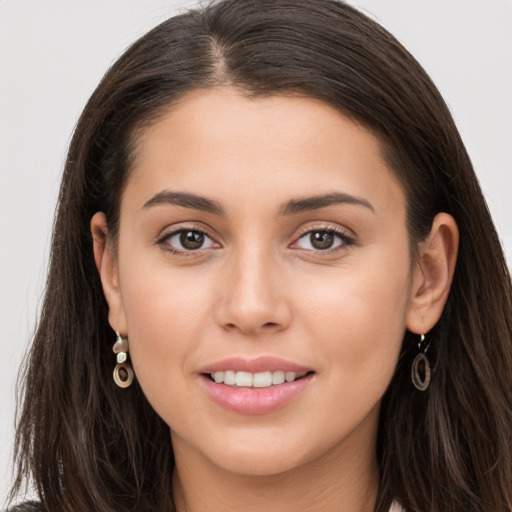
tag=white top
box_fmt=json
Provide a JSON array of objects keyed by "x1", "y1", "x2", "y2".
[{"x1": 390, "y1": 502, "x2": 405, "y2": 511}]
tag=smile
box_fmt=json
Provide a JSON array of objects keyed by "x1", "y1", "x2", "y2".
[
  {"x1": 209, "y1": 370, "x2": 308, "y2": 388},
  {"x1": 199, "y1": 357, "x2": 315, "y2": 415}
]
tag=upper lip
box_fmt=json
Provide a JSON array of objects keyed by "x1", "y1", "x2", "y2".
[{"x1": 199, "y1": 356, "x2": 313, "y2": 374}]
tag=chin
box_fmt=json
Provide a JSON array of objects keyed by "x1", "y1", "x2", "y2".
[
  {"x1": 198, "y1": 430, "x2": 319, "y2": 477},
  {"x1": 210, "y1": 449, "x2": 308, "y2": 478}
]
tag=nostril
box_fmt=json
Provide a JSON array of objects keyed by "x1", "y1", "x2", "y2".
[{"x1": 223, "y1": 321, "x2": 279, "y2": 332}]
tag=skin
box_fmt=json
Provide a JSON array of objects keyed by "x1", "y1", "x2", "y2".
[{"x1": 92, "y1": 88, "x2": 458, "y2": 512}]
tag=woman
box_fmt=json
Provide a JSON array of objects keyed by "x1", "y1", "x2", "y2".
[{"x1": 8, "y1": 0, "x2": 512, "y2": 510}]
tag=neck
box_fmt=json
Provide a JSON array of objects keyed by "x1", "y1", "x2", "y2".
[{"x1": 171, "y1": 426, "x2": 379, "y2": 512}]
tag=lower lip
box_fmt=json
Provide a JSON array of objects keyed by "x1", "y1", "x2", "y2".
[{"x1": 200, "y1": 374, "x2": 314, "y2": 415}]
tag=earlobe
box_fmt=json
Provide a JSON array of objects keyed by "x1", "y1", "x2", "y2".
[
  {"x1": 90, "y1": 212, "x2": 127, "y2": 333},
  {"x1": 406, "y1": 213, "x2": 459, "y2": 334}
]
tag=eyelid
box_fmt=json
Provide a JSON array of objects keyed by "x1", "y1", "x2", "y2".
[
  {"x1": 294, "y1": 221, "x2": 355, "y2": 238},
  {"x1": 156, "y1": 223, "x2": 221, "y2": 254},
  {"x1": 290, "y1": 223, "x2": 356, "y2": 251}
]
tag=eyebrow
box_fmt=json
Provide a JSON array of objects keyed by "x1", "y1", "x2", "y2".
[
  {"x1": 278, "y1": 192, "x2": 375, "y2": 215},
  {"x1": 142, "y1": 191, "x2": 224, "y2": 215},
  {"x1": 142, "y1": 190, "x2": 374, "y2": 216}
]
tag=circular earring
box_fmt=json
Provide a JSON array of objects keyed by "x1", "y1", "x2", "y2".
[
  {"x1": 411, "y1": 334, "x2": 431, "y2": 391},
  {"x1": 112, "y1": 331, "x2": 134, "y2": 388}
]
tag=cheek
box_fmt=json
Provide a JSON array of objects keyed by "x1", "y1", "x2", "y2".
[
  {"x1": 297, "y1": 254, "x2": 411, "y2": 388},
  {"x1": 116, "y1": 252, "x2": 215, "y2": 395}
]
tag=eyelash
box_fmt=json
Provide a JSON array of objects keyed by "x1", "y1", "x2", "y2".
[
  {"x1": 291, "y1": 226, "x2": 355, "y2": 253},
  {"x1": 157, "y1": 225, "x2": 218, "y2": 256},
  {"x1": 157, "y1": 224, "x2": 355, "y2": 256}
]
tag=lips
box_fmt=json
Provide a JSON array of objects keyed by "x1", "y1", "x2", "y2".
[
  {"x1": 199, "y1": 355, "x2": 312, "y2": 375},
  {"x1": 199, "y1": 356, "x2": 314, "y2": 415}
]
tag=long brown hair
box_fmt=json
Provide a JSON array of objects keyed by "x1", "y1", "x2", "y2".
[{"x1": 10, "y1": 1, "x2": 512, "y2": 510}]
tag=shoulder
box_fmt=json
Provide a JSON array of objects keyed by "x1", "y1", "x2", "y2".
[{"x1": 4, "y1": 502, "x2": 44, "y2": 512}]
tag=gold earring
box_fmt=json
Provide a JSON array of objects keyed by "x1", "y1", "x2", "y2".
[
  {"x1": 112, "y1": 331, "x2": 134, "y2": 388},
  {"x1": 411, "y1": 334, "x2": 431, "y2": 391}
]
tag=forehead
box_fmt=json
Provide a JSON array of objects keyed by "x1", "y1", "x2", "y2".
[{"x1": 124, "y1": 87, "x2": 405, "y2": 217}]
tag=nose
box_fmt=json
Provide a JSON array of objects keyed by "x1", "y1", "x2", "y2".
[{"x1": 214, "y1": 246, "x2": 291, "y2": 335}]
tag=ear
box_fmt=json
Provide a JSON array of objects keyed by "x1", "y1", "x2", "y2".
[
  {"x1": 406, "y1": 213, "x2": 459, "y2": 334},
  {"x1": 91, "y1": 212, "x2": 128, "y2": 334}
]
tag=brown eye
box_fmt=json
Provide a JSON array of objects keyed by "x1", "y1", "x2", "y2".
[
  {"x1": 292, "y1": 228, "x2": 354, "y2": 252},
  {"x1": 309, "y1": 231, "x2": 335, "y2": 250},
  {"x1": 162, "y1": 229, "x2": 218, "y2": 252},
  {"x1": 180, "y1": 230, "x2": 205, "y2": 250}
]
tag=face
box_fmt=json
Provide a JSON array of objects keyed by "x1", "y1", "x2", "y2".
[{"x1": 106, "y1": 88, "x2": 418, "y2": 477}]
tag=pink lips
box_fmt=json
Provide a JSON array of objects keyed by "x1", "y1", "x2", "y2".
[
  {"x1": 199, "y1": 356, "x2": 311, "y2": 374},
  {"x1": 199, "y1": 356, "x2": 314, "y2": 415}
]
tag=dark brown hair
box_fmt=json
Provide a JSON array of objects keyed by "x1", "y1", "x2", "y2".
[{"x1": 10, "y1": 1, "x2": 512, "y2": 510}]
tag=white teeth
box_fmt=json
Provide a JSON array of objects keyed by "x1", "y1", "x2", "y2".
[
  {"x1": 253, "y1": 371, "x2": 272, "y2": 388},
  {"x1": 210, "y1": 370, "x2": 305, "y2": 388},
  {"x1": 285, "y1": 371, "x2": 296, "y2": 382},
  {"x1": 272, "y1": 370, "x2": 285, "y2": 385},
  {"x1": 224, "y1": 370, "x2": 236, "y2": 385},
  {"x1": 235, "y1": 371, "x2": 253, "y2": 387}
]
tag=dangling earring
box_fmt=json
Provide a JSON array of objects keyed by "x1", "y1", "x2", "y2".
[
  {"x1": 112, "y1": 331, "x2": 134, "y2": 388},
  {"x1": 411, "y1": 334, "x2": 431, "y2": 391}
]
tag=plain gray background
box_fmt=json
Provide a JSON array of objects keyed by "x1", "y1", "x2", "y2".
[{"x1": 1, "y1": 0, "x2": 511, "y2": 504}]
